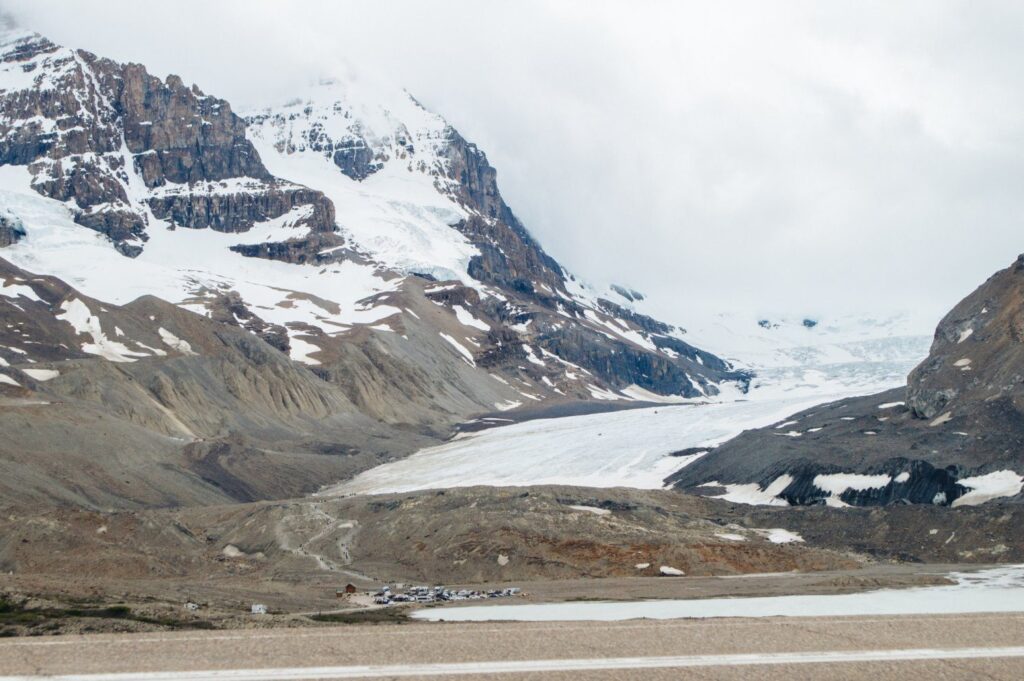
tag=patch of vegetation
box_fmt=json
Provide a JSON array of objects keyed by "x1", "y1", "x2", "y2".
[
  {"x1": 309, "y1": 608, "x2": 410, "y2": 625},
  {"x1": 0, "y1": 596, "x2": 217, "y2": 633}
]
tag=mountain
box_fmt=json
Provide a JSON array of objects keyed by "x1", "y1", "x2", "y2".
[
  {"x1": 669, "y1": 255, "x2": 1024, "y2": 508},
  {"x1": 0, "y1": 25, "x2": 746, "y2": 507}
]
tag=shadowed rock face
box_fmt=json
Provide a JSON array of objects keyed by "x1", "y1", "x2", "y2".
[
  {"x1": 0, "y1": 212, "x2": 24, "y2": 246},
  {"x1": 441, "y1": 129, "x2": 566, "y2": 294},
  {"x1": 671, "y1": 255, "x2": 1024, "y2": 506},
  {"x1": 908, "y1": 253, "x2": 1024, "y2": 420},
  {"x1": 147, "y1": 184, "x2": 334, "y2": 234},
  {"x1": 332, "y1": 138, "x2": 381, "y2": 180}
]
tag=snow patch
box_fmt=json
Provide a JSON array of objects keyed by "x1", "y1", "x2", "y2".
[
  {"x1": 568, "y1": 505, "x2": 611, "y2": 516},
  {"x1": 705, "y1": 474, "x2": 793, "y2": 507},
  {"x1": 440, "y1": 332, "x2": 475, "y2": 366},
  {"x1": 522, "y1": 344, "x2": 546, "y2": 367},
  {"x1": 586, "y1": 384, "x2": 620, "y2": 400},
  {"x1": 453, "y1": 305, "x2": 490, "y2": 332},
  {"x1": 0, "y1": 282, "x2": 42, "y2": 303},
  {"x1": 21, "y1": 368, "x2": 59, "y2": 381},
  {"x1": 813, "y1": 473, "x2": 892, "y2": 507},
  {"x1": 952, "y1": 470, "x2": 1024, "y2": 507},
  {"x1": 619, "y1": 384, "x2": 691, "y2": 403},
  {"x1": 56, "y1": 298, "x2": 150, "y2": 362},
  {"x1": 158, "y1": 328, "x2": 195, "y2": 355},
  {"x1": 288, "y1": 336, "x2": 322, "y2": 365},
  {"x1": 756, "y1": 528, "x2": 804, "y2": 544}
]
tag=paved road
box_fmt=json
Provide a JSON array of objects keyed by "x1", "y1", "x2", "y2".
[{"x1": 1, "y1": 612, "x2": 1023, "y2": 679}]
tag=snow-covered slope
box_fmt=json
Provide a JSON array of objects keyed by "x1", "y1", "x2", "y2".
[
  {"x1": 0, "y1": 164, "x2": 397, "y2": 361},
  {"x1": 651, "y1": 309, "x2": 932, "y2": 399},
  {"x1": 246, "y1": 80, "x2": 477, "y2": 283},
  {"x1": 328, "y1": 392, "x2": 865, "y2": 495}
]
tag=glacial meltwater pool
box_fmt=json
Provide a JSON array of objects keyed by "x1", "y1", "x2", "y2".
[{"x1": 412, "y1": 565, "x2": 1024, "y2": 622}]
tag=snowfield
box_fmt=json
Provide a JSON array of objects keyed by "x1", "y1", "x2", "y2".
[
  {"x1": 245, "y1": 80, "x2": 478, "y2": 284},
  {"x1": 0, "y1": 164, "x2": 401, "y2": 364},
  {"x1": 328, "y1": 317, "x2": 933, "y2": 496},
  {"x1": 322, "y1": 302, "x2": 937, "y2": 497},
  {"x1": 678, "y1": 312, "x2": 933, "y2": 399},
  {"x1": 326, "y1": 391, "x2": 875, "y2": 496}
]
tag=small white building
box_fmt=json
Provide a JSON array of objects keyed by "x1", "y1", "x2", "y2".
[{"x1": 251, "y1": 603, "x2": 268, "y2": 615}]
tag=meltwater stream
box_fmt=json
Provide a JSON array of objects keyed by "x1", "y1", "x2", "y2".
[{"x1": 412, "y1": 565, "x2": 1024, "y2": 622}]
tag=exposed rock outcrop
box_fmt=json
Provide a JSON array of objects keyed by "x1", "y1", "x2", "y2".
[
  {"x1": 147, "y1": 182, "x2": 334, "y2": 234},
  {"x1": 907, "y1": 253, "x2": 1024, "y2": 420}
]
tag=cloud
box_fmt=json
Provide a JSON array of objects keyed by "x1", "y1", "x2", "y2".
[{"x1": 4, "y1": 0, "x2": 1024, "y2": 328}]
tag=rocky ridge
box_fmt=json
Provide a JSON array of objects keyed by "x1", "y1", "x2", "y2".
[
  {"x1": 0, "y1": 29, "x2": 334, "y2": 257},
  {"x1": 0, "y1": 256, "x2": 444, "y2": 508}
]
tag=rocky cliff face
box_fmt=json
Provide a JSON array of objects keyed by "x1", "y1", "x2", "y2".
[
  {"x1": 907, "y1": 253, "x2": 1024, "y2": 420},
  {"x1": 670, "y1": 255, "x2": 1024, "y2": 507},
  {"x1": 0, "y1": 28, "x2": 334, "y2": 256}
]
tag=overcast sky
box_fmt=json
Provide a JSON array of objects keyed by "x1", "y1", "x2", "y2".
[{"x1": 5, "y1": 0, "x2": 1024, "y2": 329}]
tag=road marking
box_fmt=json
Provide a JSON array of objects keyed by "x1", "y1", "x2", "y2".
[{"x1": 4, "y1": 647, "x2": 1024, "y2": 679}]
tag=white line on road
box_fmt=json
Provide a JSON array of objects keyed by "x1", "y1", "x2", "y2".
[{"x1": 4, "y1": 646, "x2": 1024, "y2": 680}]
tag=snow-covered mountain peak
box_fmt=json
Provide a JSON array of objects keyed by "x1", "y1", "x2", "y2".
[
  {"x1": 245, "y1": 79, "x2": 475, "y2": 283},
  {"x1": 248, "y1": 78, "x2": 454, "y2": 181}
]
